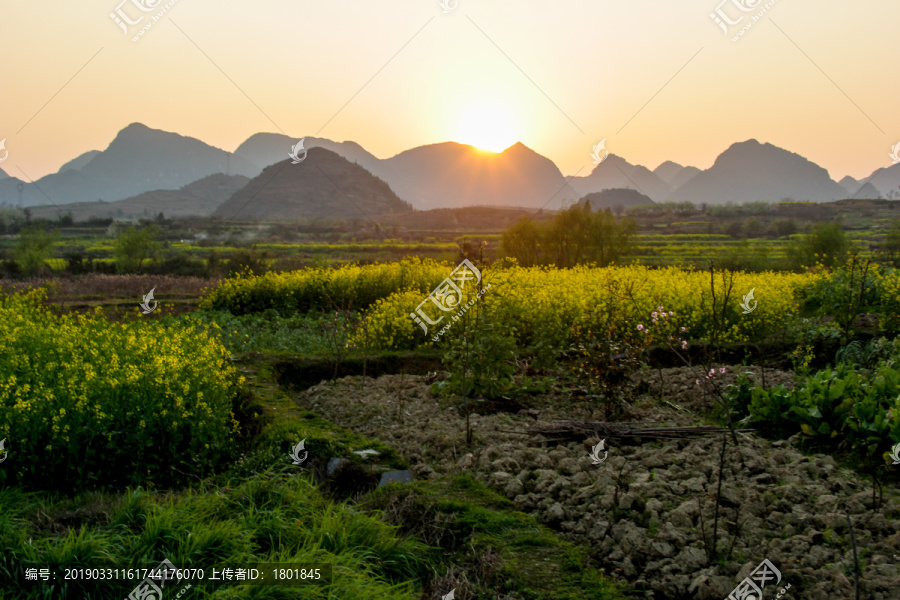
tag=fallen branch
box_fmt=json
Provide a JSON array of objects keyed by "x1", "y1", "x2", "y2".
[{"x1": 523, "y1": 419, "x2": 753, "y2": 442}]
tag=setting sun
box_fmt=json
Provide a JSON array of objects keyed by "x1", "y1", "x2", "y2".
[{"x1": 454, "y1": 101, "x2": 519, "y2": 153}]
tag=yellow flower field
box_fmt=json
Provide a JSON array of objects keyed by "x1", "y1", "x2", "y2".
[{"x1": 0, "y1": 288, "x2": 241, "y2": 489}]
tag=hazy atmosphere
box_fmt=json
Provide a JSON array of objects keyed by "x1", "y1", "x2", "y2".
[
  {"x1": 3, "y1": 3, "x2": 900, "y2": 600},
  {"x1": 3, "y1": 0, "x2": 899, "y2": 181}
]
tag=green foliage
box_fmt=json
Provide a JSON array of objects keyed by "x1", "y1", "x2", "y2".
[
  {"x1": 0, "y1": 289, "x2": 241, "y2": 491},
  {"x1": 834, "y1": 337, "x2": 894, "y2": 372},
  {"x1": 434, "y1": 311, "x2": 516, "y2": 399},
  {"x1": 501, "y1": 205, "x2": 637, "y2": 268},
  {"x1": 728, "y1": 360, "x2": 900, "y2": 464},
  {"x1": 113, "y1": 225, "x2": 160, "y2": 273},
  {"x1": 179, "y1": 310, "x2": 328, "y2": 354},
  {"x1": 227, "y1": 248, "x2": 270, "y2": 277},
  {"x1": 14, "y1": 226, "x2": 56, "y2": 276},
  {"x1": 878, "y1": 219, "x2": 900, "y2": 267},
  {"x1": 569, "y1": 296, "x2": 680, "y2": 417},
  {"x1": 796, "y1": 255, "x2": 877, "y2": 340},
  {"x1": 786, "y1": 222, "x2": 853, "y2": 270},
  {"x1": 0, "y1": 476, "x2": 426, "y2": 600}
]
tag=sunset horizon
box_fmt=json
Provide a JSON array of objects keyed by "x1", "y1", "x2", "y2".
[{"x1": 2, "y1": 1, "x2": 898, "y2": 183}]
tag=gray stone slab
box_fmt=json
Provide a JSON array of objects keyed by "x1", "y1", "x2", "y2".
[{"x1": 377, "y1": 470, "x2": 414, "y2": 487}]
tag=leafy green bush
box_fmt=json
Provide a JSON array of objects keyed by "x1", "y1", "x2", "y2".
[
  {"x1": 727, "y1": 360, "x2": 900, "y2": 464},
  {"x1": 795, "y1": 256, "x2": 877, "y2": 340},
  {"x1": 433, "y1": 313, "x2": 516, "y2": 399}
]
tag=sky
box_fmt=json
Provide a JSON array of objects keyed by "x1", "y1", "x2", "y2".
[{"x1": 1, "y1": 0, "x2": 898, "y2": 182}]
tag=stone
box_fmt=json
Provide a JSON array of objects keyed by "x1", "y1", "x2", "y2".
[
  {"x1": 505, "y1": 477, "x2": 525, "y2": 498},
  {"x1": 326, "y1": 457, "x2": 349, "y2": 476},
  {"x1": 377, "y1": 470, "x2": 414, "y2": 487},
  {"x1": 546, "y1": 502, "x2": 566, "y2": 522}
]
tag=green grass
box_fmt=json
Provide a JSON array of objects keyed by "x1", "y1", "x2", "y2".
[
  {"x1": 364, "y1": 474, "x2": 624, "y2": 600},
  {"x1": 0, "y1": 352, "x2": 624, "y2": 600}
]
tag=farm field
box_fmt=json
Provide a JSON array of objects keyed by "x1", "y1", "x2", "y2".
[{"x1": 2, "y1": 253, "x2": 900, "y2": 599}]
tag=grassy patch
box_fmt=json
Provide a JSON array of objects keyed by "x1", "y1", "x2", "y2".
[{"x1": 363, "y1": 474, "x2": 624, "y2": 600}]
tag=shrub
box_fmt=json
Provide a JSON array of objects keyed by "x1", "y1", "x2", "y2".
[{"x1": 729, "y1": 360, "x2": 900, "y2": 464}]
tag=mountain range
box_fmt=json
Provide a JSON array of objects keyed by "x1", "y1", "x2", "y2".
[{"x1": 3, "y1": 123, "x2": 898, "y2": 220}]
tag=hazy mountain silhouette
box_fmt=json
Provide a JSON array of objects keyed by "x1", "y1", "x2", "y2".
[
  {"x1": 845, "y1": 182, "x2": 884, "y2": 199},
  {"x1": 28, "y1": 173, "x2": 250, "y2": 221},
  {"x1": 214, "y1": 147, "x2": 411, "y2": 220},
  {"x1": 865, "y1": 163, "x2": 900, "y2": 199},
  {"x1": 0, "y1": 123, "x2": 258, "y2": 207},
  {"x1": 654, "y1": 161, "x2": 701, "y2": 190},
  {"x1": 7, "y1": 124, "x2": 893, "y2": 217},
  {"x1": 668, "y1": 140, "x2": 848, "y2": 205},
  {"x1": 381, "y1": 141, "x2": 579, "y2": 210},
  {"x1": 570, "y1": 155, "x2": 673, "y2": 202},
  {"x1": 578, "y1": 188, "x2": 654, "y2": 211},
  {"x1": 234, "y1": 133, "x2": 386, "y2": 178},
  {"x1": 839, "y1": 175, "x2": 860, "y2": 195},
  {"x1": 59, "y1": 150, "x2": 102, "y2": 173}
]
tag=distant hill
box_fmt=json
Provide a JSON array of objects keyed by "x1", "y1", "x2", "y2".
[
  {"x1": 0, "y1": 123, "x2": 258, "y2": 207},
  {"x1": 866, "y1": 163, "x2": 900, "y2": 199},
  {"x1": 839, "y1": 175, "x2": 860, "y2": 196},
  {"x1": 846, "y1": 182, "x2": 883, "y2": 200},
  {"x1": 380, "y1": 141, "x2": 579, "y2": 210},
  {"x1": 578, "y1": 188, "x2": 654, "y2": 211},
  {"x1": 27, "y1": 173, "x2": 250, "y2": 221},
  {"x1": 653, "y1": 161, "x2": 702, "y2": 189},
  {"x1": 214, "y1": 147, "x2": 411, "y2": 220},
  {"x1": 570, "y1": 155, "x2": 673, "y2": 203},
  {"x1": 668, "y1": 139, "x2": 848, "y2": 205},
  {"x1": 58, "y1": 150, "x2": 102, "y2": 173},
  {"x1": 234, "y1": 133, "x2": 385, "y2": 179}
]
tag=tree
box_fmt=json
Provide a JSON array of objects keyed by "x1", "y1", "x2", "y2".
[
  {"x1": 879, "y1": 219, "x2": 900, "y2": 267},
  {"x1": 15, "y1": 226, "x2": 57, "y2": 276},
  {"x1": 743, "y1": 218, "x2": 764, "y2": 238},
  {"x1": 771, "y1": 219, "x2": 797, "y2": 238},
  {"x1": 500, "y1": 205, "x2": 636, "y2": 268},
  {"x1": 114, "y1": 225, "x2": 160, "y2": 273},
  {"x1": 786, "y1": 222, "x2": 852, "y2": 270},
  {"x1": 500, "y1": 217, "x2": 543, "y2": 267}
]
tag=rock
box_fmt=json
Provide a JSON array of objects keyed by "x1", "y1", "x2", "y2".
[
  {"x1": 377, "y1": 470, "x2": 414, "y2": 487},
  {"x1": 587, "y1": 520, "x2": 610, "y2": 541},
  {"x1": 533, "y1": 469, "x2": 558, "y2": 493},
  {"x1": 667, "y1": 499, "x2": 698, "y2": 528},
  {"x1": 457, "y1": 453, "x2": 474, "y2": 469},
  {"x1": 505, "y1": 477, "x2": 525, "y2": 498},
  {"x1": 652, "y1": 541, "x2": 676, "y2": 557},
  {"x1": 673, "y1": 546, "x2": 706, "y2": 573},
  {"x1": 558, "y1": 457, "x2": 580, "y2": 475},
  {"x1": 546, "y1": 502, "x2": 566, "y2": 522},
  {"x1": 326, "y1": 457, "x2": 349, "y2": 476},
  {"x1": 490, "y1": 456, "x2": 521, "y2": 473}
]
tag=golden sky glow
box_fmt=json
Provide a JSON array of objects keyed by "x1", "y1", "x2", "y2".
[{"x1": 1, "y1": 0, "x2": 898, "y2": 181}]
